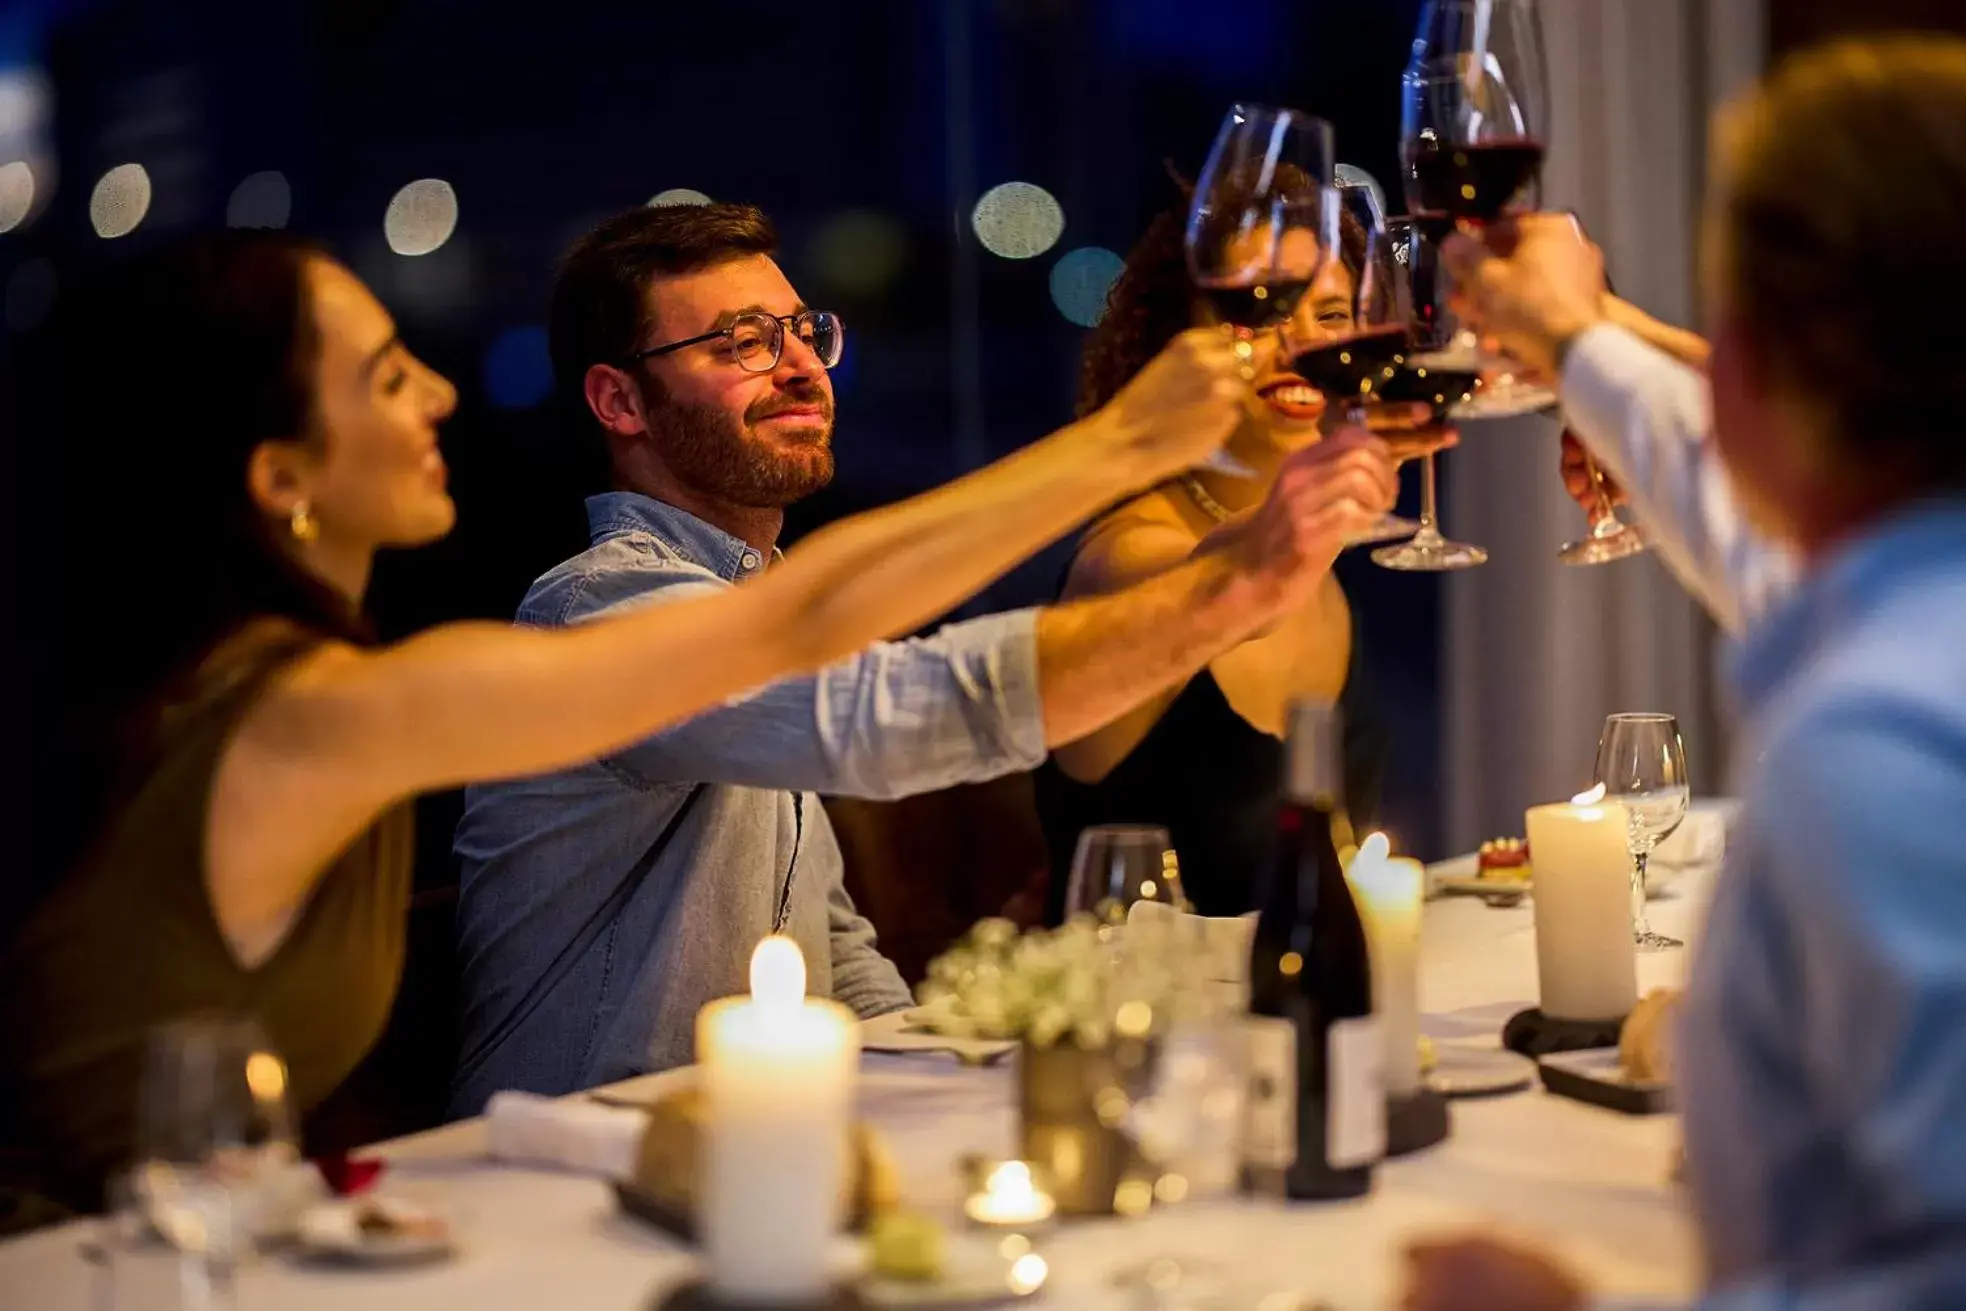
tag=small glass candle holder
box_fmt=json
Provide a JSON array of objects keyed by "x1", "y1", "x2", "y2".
[{"x1": 961, "y1": 1160, "x2": 1057, "y2": 1233}]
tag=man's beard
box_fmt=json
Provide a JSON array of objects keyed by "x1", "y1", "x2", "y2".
[{"x1": 636, "y1": 375, "x2": 836, "y2": 509}]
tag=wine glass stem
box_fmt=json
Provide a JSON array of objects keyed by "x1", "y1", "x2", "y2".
[
  {"x1": 1631, "y1": 850, "x2": 1653, "y2": 941},
  {"x1": 1418, "y1": 452, "x2": 1440, "y2": 533},
  {"x1": 1585, "y1": 454, "x2": 1622, "y2": 536}
]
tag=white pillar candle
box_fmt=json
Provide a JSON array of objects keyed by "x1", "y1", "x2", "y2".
[
  {"x1": 1346, "y1": 833, "x2": 1425, "y2": 1097},
  {"x1": 1525, "y1": 787, "x2": 1640, "y2": 1022},
  {"x1": 697, "y1": 936, "x2": 858, "y2": 1303}
]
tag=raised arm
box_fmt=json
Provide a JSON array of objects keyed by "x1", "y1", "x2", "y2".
[{"x1": 204, "y1": 330, "x2": 1246, "y2": 959}]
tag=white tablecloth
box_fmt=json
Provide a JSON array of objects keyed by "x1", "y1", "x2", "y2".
[{"x1": 0, "y1": 871, "x2": 1712, "y2": 1310}]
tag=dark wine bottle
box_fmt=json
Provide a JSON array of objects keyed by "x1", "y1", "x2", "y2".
[{"x1": 1241, "y1": 701, "x2": 1383, "y2": 1201}]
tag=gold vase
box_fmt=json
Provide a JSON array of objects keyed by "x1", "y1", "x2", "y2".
[{"x1": 1016, "y1": 1038, "x2": 1151, "y2": 1216}]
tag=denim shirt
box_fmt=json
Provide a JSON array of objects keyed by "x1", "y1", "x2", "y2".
[
  {"x1": 1675, "y1": 500, "x2": 1966, "y2": 1308},
  {"x1": 450, "y1": 492, "x2": 1046, "y2": 1114}
]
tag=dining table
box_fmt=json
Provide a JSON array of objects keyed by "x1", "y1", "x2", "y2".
[{"x1": 0, "y1": 847, "x2": 1720, "y2": 1311}]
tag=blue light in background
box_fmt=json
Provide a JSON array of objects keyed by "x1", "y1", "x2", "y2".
[
  {"x1": 1048, "y1": 246, "x2": 1125, "y2": 328},
  {"x1": 482, "y1": 325, "x2": 552, "y2": 410}
]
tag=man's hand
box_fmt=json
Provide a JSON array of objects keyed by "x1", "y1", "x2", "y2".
[
  {"x1": 1223, "y1": 427, "x2": 1397, "y2": 606},
  {"x1": 1560, "y1": 430, "x2": 1627, "y2": 515},
  {"x1": 1441, "y1": 214, "x2": 1608, "y2": 379},
  {"x1": 1361, "y1": 401, "x2": 1460, "y2": 465},
  {"x1": 1402, "y1": 1236, "x2": 1588, "y2": 1311},
  {"x1": 1089, "y1": 326, "x2": 1250, "y2": 480}
]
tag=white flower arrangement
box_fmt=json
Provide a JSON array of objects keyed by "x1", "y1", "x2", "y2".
[{"x1": 912, "y1": 916, "x2": 1167, "y2": 1050}]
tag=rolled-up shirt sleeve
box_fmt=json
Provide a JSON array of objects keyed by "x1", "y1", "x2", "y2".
[
  {"x1": 567, "y1": 582, "x2": 1048, "y2": 800},
  {"x1": 1560, "y1": 324, "x2": 1799, "y2": 633}
]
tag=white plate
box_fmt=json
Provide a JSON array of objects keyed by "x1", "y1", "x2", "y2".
[{"x1": 292, "y1": 1197, "x2": 457, "y2": 1268}]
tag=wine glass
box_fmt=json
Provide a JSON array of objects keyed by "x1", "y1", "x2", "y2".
[
  {"x1": 1097, "y1": 885, "x2": 1249, "y2": 1307},
  {"x1": 1305, "y1": 171, "x2": 1420, "y2": 545},
  {"x1": 1558, "y1": 442, "x2": 1654, "y2": 565},
  {"x1": 1186, "y1": 103, "x2": 1338, "y2": 480},
  {"x1": 1555, "y1": 245, "x2": 1653, "y2": 564},
  {"x1": 125, "y1": 1015, "x2": 300, "y2": 1295},
  {"x1": 1371, "y1": 215, "x2": 1489, "y2": 570},
  {"x1": 1065, "y1": 824, "x2": 1187, "y2": 926},
  {"x1": 1594, "y1": 713, "x2": 1690, "y2": 951},
  {"x1": 1400, "y1": 0, "x2": 1558, "y2": 420}
]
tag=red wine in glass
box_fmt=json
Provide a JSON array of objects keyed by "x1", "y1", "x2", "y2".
[
  {"x1": 1195, "y1": 277, "x2": 1314, "y2": 332},
  {"x1": 1373, "y1": 362, "x2": 1481, "y2": 419},
  {"x1": 1288, "y1": 324, "x2": 1411, "y2": 404},
  {"x1": 1406, "y1": 137, "x2": 1545, "y2": 224}
]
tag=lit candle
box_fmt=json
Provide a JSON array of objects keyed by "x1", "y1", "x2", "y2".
[
  {"x1": 697, "y1": 936, "x2": 858, "y2": 1302},
  {"x1": 1346, "y1": 833, "x2": 1425, "y2": 1097},
  {"x1": 1525, "y1": 787, "x2": 1639, "y2": 1022},
  {"x1": 963, "y1": 1160, "x2": 1057, "y2": 1231}
]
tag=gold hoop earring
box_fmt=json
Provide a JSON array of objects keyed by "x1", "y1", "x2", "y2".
[{"x1": 289, "y1": 501, "x2": 319, "y2": 543}]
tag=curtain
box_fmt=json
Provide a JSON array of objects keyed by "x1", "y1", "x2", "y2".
[{"x1": 1440, "y1": 0, "x2": 1765, "y2": 853}]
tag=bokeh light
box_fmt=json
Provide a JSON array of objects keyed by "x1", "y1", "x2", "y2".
[
  {"x1": 0, "y1": 161, "x2": 34, "y2": 234},
  {"x1": 648, "y1": 187, "x2": 711, "y2": 207},
  {"x1": 1048, "y1": 246, "x2": 1124, "y2": 327},
  {"x1": 482, "y1": 325, "x2": 554, "y2": 410},
  {"x1": 384, "y1": 178, "x2": 459, "y2": 256},
  {"x1": 89, "y1": 163, "x2": 151, "y2": 239},
  {"x1": 807, "y1": 209, "x2": 907, "y2": 297},
  {"x1": 6, "y1": 257, "x2": 56, "y2": 332},
  {"x1": 971, "y1": 181, "x2": 1064, "y2": 260},
  {"x1": 226, "y1": 170, "x2": 292, "y2": 230}
]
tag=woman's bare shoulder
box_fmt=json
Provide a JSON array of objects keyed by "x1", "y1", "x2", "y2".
[{"x1": 1064, "y1": 488, "x2": 1204, "y2": 598}]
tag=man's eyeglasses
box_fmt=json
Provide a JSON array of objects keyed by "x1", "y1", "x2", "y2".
[{"x1": 629, "y1": 310, "x2": 845, "y2": 375}]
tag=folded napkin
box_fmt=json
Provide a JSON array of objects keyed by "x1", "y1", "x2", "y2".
[
  {"x1": 484, "y1": 1090, "x2": 646, "y2": 1181},
  {"x1": 1126, "y1": 902, "x2": 1257, "y2": 987}
]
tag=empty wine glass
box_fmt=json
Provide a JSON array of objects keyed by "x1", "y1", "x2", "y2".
[
  {"x1": 1400, "y1": 0, "x2": 1558, "y2": 420},
  {"x1": 1594, "y1": 714, "x2": 1690, "y2": 951},
  {"x1": 1065, "y1": 824, "x2": 1187, "y2": 926},
  {"x1": 125, "y1": 1015, "x2": 300, "y2": 1297},
  {"x1": 1100, "y1": 906, "x2": 1249, "y2": 1307},
  {"x1": 1186, "y1": 103, "x2": 1338, "y2": 480}
]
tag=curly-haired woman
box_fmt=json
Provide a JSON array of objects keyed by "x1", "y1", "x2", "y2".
[{"x1": 1035, "y1": 196, "x2": 1451, "y2": 917}]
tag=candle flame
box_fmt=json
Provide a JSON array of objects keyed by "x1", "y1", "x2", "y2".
[
  {"x1": 989, "y1": 1160, "x2": 1033, "y2": 1193},
  {"x1": 1572, "y1": 783, "x2": 1608, "y2": 806},
  {"x1": 1356, "y1": 831, "x2": 1392, "y2": 864},
  {"x1": 749, "y1": 934, "x2": 806, "y2": 1009}
]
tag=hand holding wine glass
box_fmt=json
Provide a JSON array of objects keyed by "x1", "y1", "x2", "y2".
[
  {"x1": 1594, "y1": 713, "x2": 1690, "y2": 951},
  {"x1": 1435, "y1": 213, "x2": 1608, "y2": 381}
]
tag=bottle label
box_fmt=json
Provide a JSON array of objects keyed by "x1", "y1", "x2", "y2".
[
  {"x1": 1241, "y1": 1015, "x2": 1296, "y2": 1168},
  {"x1": 1326, "y1": 1016, "x2": 1386, "y2": 1169}
]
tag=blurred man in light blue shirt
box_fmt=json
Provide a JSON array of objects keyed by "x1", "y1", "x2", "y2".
[{"x1": 1408, "y1": 35, "x2": 1966, "y2": 1311}]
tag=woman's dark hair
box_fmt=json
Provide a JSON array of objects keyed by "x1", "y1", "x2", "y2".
[
  {"x1": 14, "y1": 231, "x2": 368, "y2": 922},
  {"x1": 1716, "y1": 36, "x2": 1966, "y2": 487},
  {"x1": 1078, "y1": 178, "x2": 1372, "y2": 417}
]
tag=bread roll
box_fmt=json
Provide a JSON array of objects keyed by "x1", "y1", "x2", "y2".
[{"x1": 1619, "y1": 988, "x2": 1680, "y2": 1084}]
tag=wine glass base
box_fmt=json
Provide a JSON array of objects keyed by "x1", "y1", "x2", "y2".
[
  {"x1": 1348, "y1": 513, "x2": 1421, "y2": 546},
  {"x1": 1635, "y1": 930, "x2": 1683, "y2": 953},
  {"x1": 1449, "y1": 382, "x2": 1560, "y2": 421},
  {"x1": 1372, "y1": 536, "x2": 1488, "y2": 571},
  {"x1": 1558, "y1": 525, "x2": 1652, "y2": 565}
]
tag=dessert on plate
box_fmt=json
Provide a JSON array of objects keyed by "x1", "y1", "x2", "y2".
[{"x1": 1476, "y1": 837, "x2": 1532, "y2": 882}]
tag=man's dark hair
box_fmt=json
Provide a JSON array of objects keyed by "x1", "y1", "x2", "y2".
[{"x1": 548, "y1": 202, "x2": 777, "y2": 415}]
